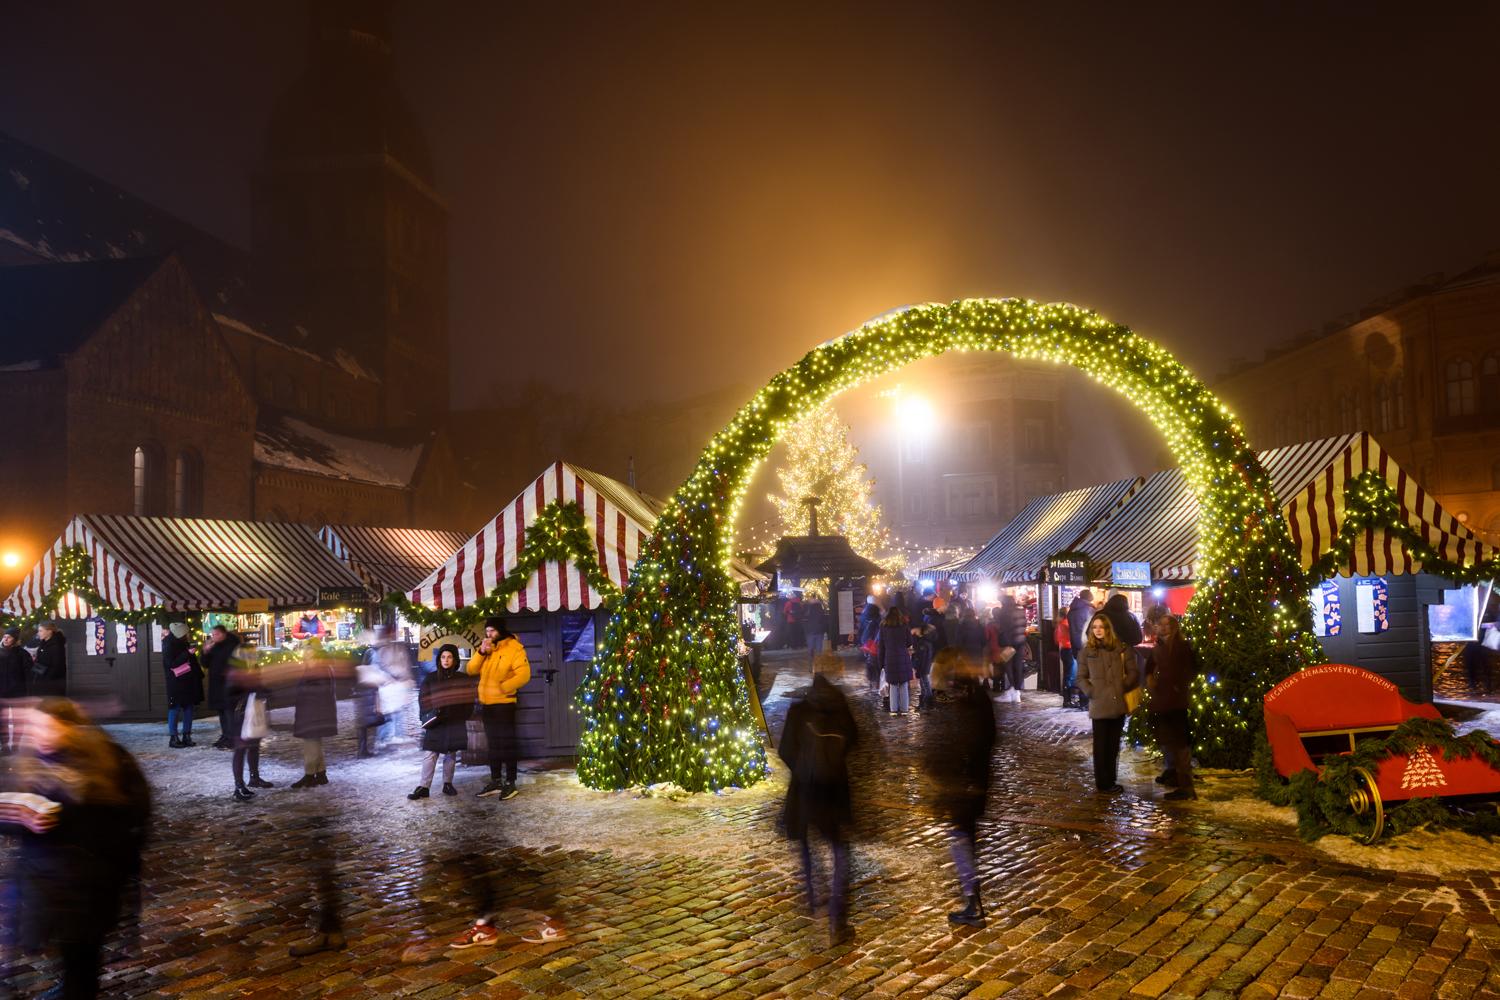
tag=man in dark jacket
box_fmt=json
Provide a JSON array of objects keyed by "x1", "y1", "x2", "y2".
[
  {"x1": 778, "y1": 660, "x2": 858, "y2": 945},
  {"x1": 30, "y1": 622, "x2": 67, "y2": 698},
  {"x1": 857, "y1": 596, "x2": 882, "y2": 691},
  {"x1": 926, "y1": 655, "x2": 996, "y2": 928},
  {"x1": 1102, "y1": 592, "x2": 1144, "y2": 648},
  {"x1": 202, "y1": 625, "x2": 241, "y2": 750},
  {"x1": 1066, "y1": 591, "x2": 1096, "y2": 708},
  {"x1": 0, "y1": 626, "x2": 33, "y2": 752}
]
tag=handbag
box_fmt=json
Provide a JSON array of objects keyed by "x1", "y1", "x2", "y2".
[
  {"x1": 171, "y1": 662, "x2": 192, "y2": 678},
  {"x1": 240, "y1": 693, "x2": 270, "y2": 740},
  {"x1": 1123, "y1": 685, "x2": 1143, "y2": 714}
]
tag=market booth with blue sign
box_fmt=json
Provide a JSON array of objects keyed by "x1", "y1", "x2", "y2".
[{"x1": 1068, "y1": 433, "x2": 1499, "y2": 702}]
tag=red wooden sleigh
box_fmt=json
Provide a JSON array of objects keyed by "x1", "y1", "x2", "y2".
[{"x1": 1263, "y1": 664, "x2": 1500, "y2": 841}]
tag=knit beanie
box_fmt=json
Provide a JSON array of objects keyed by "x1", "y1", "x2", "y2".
[{"x1": 168, "y1": 622, "x2": 190, "y2": 639}]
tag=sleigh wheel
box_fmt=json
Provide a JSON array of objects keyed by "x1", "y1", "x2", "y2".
[{"x1": 1345, "y1": 766, "x2": 1384, "y2": 843}]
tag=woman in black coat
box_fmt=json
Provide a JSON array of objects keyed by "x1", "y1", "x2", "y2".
[
  {"x1": 291, "y1": 643, "x2": 340, "y2": 789},
  {"x1": 407, "y1": 645, "x2": 475, "y2": 799},
  {"x1": 925, "y1": 656, "x2": 996, "y2": 928},
  {"x1": 1, "y1": 698, "x2": 151, "y2": 999},
  {"x1": 162, "y1": 623, "x2": 204, "y2": 748},
  {"x1": 30, "y1": 623, "x2": 67, "y2": 698},
  {"x1": 876, "y1": 608, "x2": 914, "y2": 715},
  {"x1": 202, "y1": 626, "x2": 241, "y2": 750}
]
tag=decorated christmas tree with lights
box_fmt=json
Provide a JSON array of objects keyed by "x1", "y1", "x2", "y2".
[{"x1": 766, "y1": 401, "x2": 899, "y2": 583}]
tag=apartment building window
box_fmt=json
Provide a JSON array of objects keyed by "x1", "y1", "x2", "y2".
[
  {"x1": 1445, "y1": 358, "x2": 1476, "y2": 416},
  {"x1": 1481, "y1": 355, "x2": 1500, "y2": 413},
  {"x1": 945, "y1": 476, "x2": 996, "y2": 521}
]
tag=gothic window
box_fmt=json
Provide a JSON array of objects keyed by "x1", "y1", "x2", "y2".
[
  {"x1": 174, "y1": 450, "x2": 203, "y2": 517},
  {"x1": 1445, "y1": 358, "x2": 1476, "y2": 416},
  {"x1": 1481, "y1": 354, "x2": 1500, "y2": 413},
  {"x1": 133, "y1": 445, "x2": 165, "y2": 516}
]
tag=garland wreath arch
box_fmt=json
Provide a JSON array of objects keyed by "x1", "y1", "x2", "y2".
[{"x1": 575, "y1": 299, "x2": 1326, "y2": 791}]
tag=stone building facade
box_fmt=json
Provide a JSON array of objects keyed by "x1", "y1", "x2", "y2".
[{"x1": 1216, "y1": 252, "x2": 1500, "y2": 543}]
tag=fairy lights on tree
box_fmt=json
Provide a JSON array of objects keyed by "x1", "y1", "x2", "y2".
[{"x1": 576, "y1": 299, "x2": 1324, "y2": 790}]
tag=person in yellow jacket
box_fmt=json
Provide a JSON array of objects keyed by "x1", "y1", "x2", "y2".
[{"x1": 466, "y1": 617, "x2": 531, "y2": 799}]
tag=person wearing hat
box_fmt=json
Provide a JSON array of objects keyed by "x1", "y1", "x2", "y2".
[
  {"x1": 162, "y1": 622, "x2": 204, "y2": 748},
  {"x1": 30, "y1": 621, "x2": 68, "y2": 698},
  {"x1": 0, "y1": 625, "x2": 34, "y2": 752},
  {"x1": 465, "y1": 617, "x2": 530, "y2": 799}
]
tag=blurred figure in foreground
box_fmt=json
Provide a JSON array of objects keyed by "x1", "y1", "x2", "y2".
[
  {"x1": 1, "y1": 699, "x2": 150, "y2": 999},
  {"x1": 778, "y1": 655, "x2": 858, "y2": 945},
  {"x1": 227, "y1": 656, "x2": 274, "y2": 803},
  {"x1": 927, "y1": 655, "x2": 995, "y2": 928}
]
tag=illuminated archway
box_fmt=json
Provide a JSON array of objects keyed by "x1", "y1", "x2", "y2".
[{"x1": 577, "y1": 300, "x2": 1324, "y2": 790}]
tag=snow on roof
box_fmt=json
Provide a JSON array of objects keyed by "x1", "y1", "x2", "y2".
[{"x1": 255, "y1": 414, "x2": 426, "y2": 488}]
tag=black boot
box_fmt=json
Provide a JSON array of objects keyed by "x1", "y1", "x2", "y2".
[
  {"x1": 169, "y1": 735, "x2": 183, "y2": 748},
  {"x1": 291, "y1": 773, "x2": 318, "y2": 789},
  {"x1": 947, "y1": 894, "x2": 986, "y2": 927},
  {"x1": 248, "y1": 775, "x2": 274, "y2": 788},
  {"x1": 233, "y1": 786, "x2": 255, "y2": 802}
]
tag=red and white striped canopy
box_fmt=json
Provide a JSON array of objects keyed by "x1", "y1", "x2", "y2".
[
  {"x1": 409, "y1": 461, "x2": 661, "y2": 613},
  {"x1": 319, "y1": 525, "x2": 467, "y2": 597},
  {"x1": 1071, "y1": 433, "x2": 1498, "y2": 581},
  {"x1": 2, "y1": 515, "x2": 370, "y2": 617}
]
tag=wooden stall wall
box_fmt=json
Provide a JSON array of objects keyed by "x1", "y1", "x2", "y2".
[{"x1": 1313, "y1": 573, "x2": 1440, "y2": 703}]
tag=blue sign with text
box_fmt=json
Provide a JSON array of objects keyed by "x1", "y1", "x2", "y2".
[{"x1": 1111, "y1": 561, "x2": 1151, "y2": 587}]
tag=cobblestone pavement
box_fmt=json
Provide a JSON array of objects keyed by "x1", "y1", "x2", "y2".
[{"x1": 5, "y1": 651, "x2": 1500, "y2": 999}]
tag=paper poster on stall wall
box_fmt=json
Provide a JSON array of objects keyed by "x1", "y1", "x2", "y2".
[
  {"x1": 152, "y1": 623, "x2": 163, "y2": 653},
  {"x1": 837, "y1": 589, "x2": 854, "y2": 638},
  {"x1": 1355, "y1": 577, "x2": 1390, "y2": 634},
  {"x1": 1311, "y1": 580, "x2": 1341, "y2": 637},
  {"x1": 114, "y1": 623, "x2": 138, "y2": 655},
  {"x1": 88, "y1": 618, "x2": 107, "y2": 656}
]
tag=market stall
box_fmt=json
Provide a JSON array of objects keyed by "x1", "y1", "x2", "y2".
[
  {"x1": 318, "y1": 524, "x2": 467, "y2": 641},
  {"x1": 1, "y1": 514, "x2": 371, "y2": 717},
  {"x1": 399, "y1": 460, "x2": 766, "y2": 759},
  {"x1": 1067, "y1": 433, "x2": 1500, "y2": 701}
]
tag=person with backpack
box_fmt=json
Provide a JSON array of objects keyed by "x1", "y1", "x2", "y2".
[
  {"x1": 777, "y1": 658, "x2": 858, "y2": 945},
  {"x1": 926, "y1": 654, "x2": 995, "y2": 928}
]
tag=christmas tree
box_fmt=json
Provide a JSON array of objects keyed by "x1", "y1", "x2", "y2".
[{"x1": 766, "y1": 401, "x2": 900, "y2": 581}]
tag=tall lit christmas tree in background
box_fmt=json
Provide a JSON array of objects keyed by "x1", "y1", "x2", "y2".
[{"x1": 765, "y1": 401, "x2": 901, "y2": 588}]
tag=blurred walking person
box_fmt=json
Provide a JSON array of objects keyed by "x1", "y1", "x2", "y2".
[
  {"x1": 0, "y1": 627, "x2": 33, "y2": 753},
  {"x1": 202, "y1": 624, "x2": 241, "y2": 750},
  {"x1": 1, "y1": 699, "x2": 150, "y2": 999},
  {"x1": 804, "y1": 596, "x2": 828, "y2": 663},
  {"x1": 1146, "y1": 614, "x2": 1199, "y2": 801},
  {"x1": 1055, "y1": 615, "x2": 1077, "y2": 708},
  {"x1": 911, "y1": 613, "x2": 937, "y2": 712},
  {"x1": 927, "y1": 656, "x2": 995, "y2": 928},
  {"x1": 467, "y1": 618, "x2": 530, "y2": 799},
  {"x1": 778, "y1": 657, "x2": 858, "y2": 945},
  {"x1": 408, "y1": 645, "x2": 474, "y2": 800},
  {"x1": 858, "y1": 596, "x2": 882, "y2": 691},
  {"x1": 371, "y1": 625, "x2": 417, "y2": 746},
  {"x1": 228, "y1": 657, "x2": 274, "y2": 803},
  {"x1": 1065, "y1": 590, "x2": 1096, "y2": 710},
  {"x1": 876, "y1": 606, "x2": 914, "y2": 716},
  {"x1": 1077, "y1": 615, "x2": 1139, "y2": 794},
  {"x1": 291, "y1": 642, "x2": 339, "y2": 789},
  {"x1": 162, "y1": 622, "x2": 204, "y2": 748}
]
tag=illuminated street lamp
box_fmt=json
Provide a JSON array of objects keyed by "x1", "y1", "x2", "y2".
[{"x1": 1, "y1": 552, "x2": 18, "y2": 569}]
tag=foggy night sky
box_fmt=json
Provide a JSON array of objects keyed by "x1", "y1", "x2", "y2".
[{"x1": 1, "y1": 1, "x2": 1497, "y2": 414}]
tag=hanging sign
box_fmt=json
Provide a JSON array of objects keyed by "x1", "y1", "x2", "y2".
[
  {"x1": 317, "y1": 587, "x2": 368, "y2": 609},
  {"x1": 236, "y1": 598, "x2": 271, "y2": 614},
  {"x1": 1047, "y1": 553, "x2": 1089, "y2": 586},
  {"x1": 1111, "y1": 561, "x2": 1151, "y2": 588},
  {"x1": 419, "y1": 624, "x2": 483, "y2": 659}
]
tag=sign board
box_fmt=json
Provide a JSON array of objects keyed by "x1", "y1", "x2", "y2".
[
  {"x1": 317, "y1": 587, "x2": 369, "y2": 609},
  {"x1": 837, "y1": 589, "x2": 855, "y2": 637},
  {"x1": 1047, "y1": 553, "x2": 1089, "y2": 586},
  {"x1": 419, "y1": 624, "x2": 483, "y2": 660},
  {"x1": 1111, "y1": 561, "x2": 1151, "y2": 588},
  {"x1": 236, "y1": 597, "x2": 271, "y2": 614}
]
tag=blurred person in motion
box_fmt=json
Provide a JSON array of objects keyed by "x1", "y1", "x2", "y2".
[
  {"x1": 858, "y1": 595, "x2": 882, "y2": 692},
  {"x1": 202, "y1": 624, "x2": 241, "y2": 750},
  {"x1": 926, "y1": 655, "x2": 995, "y2": 928},
  {"x1": 803, "y1": 595, "x2": 828, "y2": 664},
  {"x1": 0, "y1": 627, "x2": 33, "y2": 754},
  {"x1": 467, "y1": 618, "x2": 530, "y2": 799},
  {"x1": 910, "y1": 612, "x2": 937, "y2": 712},
  {"x1": 1145, "y1": 614, "x2": 1199, "y2": 800},
  {"x1": 778, "y1": 655, "x2": 858, "y2": 945},
  {"x1": 407, "y1": 645, "x2": 474, "y2": 800},
  {"x1": 290, "y1": 641, "x2": 342, "y2": 789},
  {"x1": 994, "y1": 595, "x2": 1029, "y2": 703},
  {"x1": 1077, "y1": 614, "x2": 1139, "y2": 794},
  {"x1": 1, "y1": 699, "x2": 150, "y2": 999},
  {"x1": 1065, "y1": 589, "x2": 1096, "y2": 710},
  {"x1": 876, "y1": 606, "x2": 914, "y2": 716},
  {"x1": 29, "y1": 622, "x2": 67, "y2": 698},
  {"x1": 371, "y1": 625, "x2": 417, "y2": 747},
  {"x1": 161, "y1": 622, "x2": 204, "y2": 748},
  {"x1": 228, "y1": 655, "x2": 274, "y2": 803},
  {"x1": 1055, "y1": 614, "x2": 1077, "y2": 708}
]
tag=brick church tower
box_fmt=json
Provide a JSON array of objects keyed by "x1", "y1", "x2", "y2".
[{"x1": 252, "y1": 0, "x2": 448, "y2": 428}]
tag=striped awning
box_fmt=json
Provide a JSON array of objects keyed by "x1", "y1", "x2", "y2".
[
  {"x1": 1281, "y1": 432, "x2": 1498, "y2": 576},
  {"x1": 960, "y1": 477, "x2": 1143, "y2": 583},
  {"x1": 2, "y1": 515, "x2": 370, "y2": 617},
  {"x1": 409, "y1": 461, "x2": 765, "y2": 614},
  {"x1": 319, "y1": 525, "x2": 467, "y2": 597},
  {"x1": 1070, "y1": 433, "x2": 1499, "y2": 581}
]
